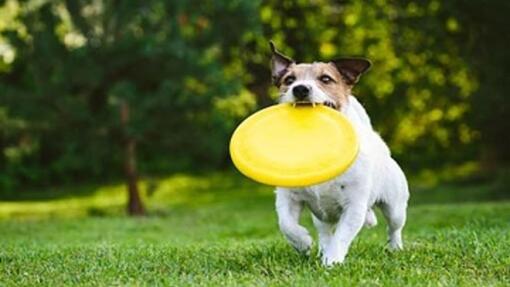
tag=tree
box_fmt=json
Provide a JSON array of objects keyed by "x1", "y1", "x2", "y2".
[
  {"x1": 2, "y1": 0, "x2": 509, "y2": 199},
  {"x1": 445, "y1": 0, "x2": 510, "y2": 167},
  {"x1": 0, "y1": 0, "x2": 259, "y2": 212}
]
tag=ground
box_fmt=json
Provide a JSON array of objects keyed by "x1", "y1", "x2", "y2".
[{"x1": 1, "y1": 173, "x2": 509, "y2": 286}]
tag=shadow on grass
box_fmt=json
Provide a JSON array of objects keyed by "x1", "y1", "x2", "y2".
[{"x1": 0, "y1": 179, "x2": 123, "y2": 202}]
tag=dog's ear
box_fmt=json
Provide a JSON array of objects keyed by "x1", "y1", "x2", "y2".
[
  {"x1": 331, "y1": 58, "x2": 371, "y2": 85},
  {"x1": 270, "y1": 41, "x2": 294, "y2": 86}
]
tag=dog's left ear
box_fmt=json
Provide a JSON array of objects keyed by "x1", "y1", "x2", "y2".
[
  {"x1": 331, "y1": 58, "x2": 371, "y2": 85},
  {"x1": 270, "y1": 41, "x2": 294, "y2": 86}
]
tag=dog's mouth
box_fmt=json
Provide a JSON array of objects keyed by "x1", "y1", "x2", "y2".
[
  {"x1": 323, "y1": 101, "x2": 338, "y2": 110},
  {"x1": 292, "y1": 101, "x2": 338, "y2": 110}
]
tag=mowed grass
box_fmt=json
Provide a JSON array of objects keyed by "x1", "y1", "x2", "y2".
[{"x1": 1, "y1": 173, "x2": 509, "y2": 286}]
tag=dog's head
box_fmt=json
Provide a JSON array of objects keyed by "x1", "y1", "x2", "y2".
[{"x1": 270, "y1": 41, "x2": 371, "y2": 110}]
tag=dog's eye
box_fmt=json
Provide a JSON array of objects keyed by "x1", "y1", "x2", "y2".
[
  {"x1": 319, "y1": 75, "x2": 334, "y2": 84},
  {"x1": 283, "y1": 75, "x2": 296, "y2": 86}
]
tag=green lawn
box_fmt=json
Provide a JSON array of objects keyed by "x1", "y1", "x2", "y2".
[{"x1": 1, "y1": 173, "x2": 509, "y2": 286}]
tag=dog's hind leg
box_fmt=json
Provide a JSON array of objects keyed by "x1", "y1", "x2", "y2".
[
  {"x1": 275, "y1": 188, "x2": 313, "y2": 255},
  {"x1": 364, "y1": 208, "x2": 378, "y2": 228},
  {"x1": 381, "y1": 201, "x2": 407, "y2": 250},
  {"x1": 380, "y1": 158, "x2": 409, "y2": 250}
]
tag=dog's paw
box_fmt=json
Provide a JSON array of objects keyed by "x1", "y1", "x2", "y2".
[
  {"x1": 317, "y1": 239, "x2": 333, "y2": 260},
  {"x1": 388, "y1": 240, "x2": 403, "y2": 251},
  {"x1": 290, "y1": 234, "x2": 313, "y2": 256},
  {"x1": 322, "y1": 253, "x2": 345, "y2": 267},
  {"x1": 295, "y1": 245, "x2": 312, "y2": 257},
  {"x1": 321, "y1": 246, "x2": 347, "y2": 267},
  {"x1": 281, "y1": 224, "x2": 313, "y2": 256}
]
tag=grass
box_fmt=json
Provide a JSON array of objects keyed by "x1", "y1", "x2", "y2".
[{"x1": 1, "y1": 172, "x2": 509, "y2": 286}]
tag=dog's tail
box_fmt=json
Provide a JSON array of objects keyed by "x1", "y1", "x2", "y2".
[{"x1": 364, "y1": 208, "x2": 378, "y2": 228}]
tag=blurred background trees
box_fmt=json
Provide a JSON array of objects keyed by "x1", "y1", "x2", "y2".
[
  {"x1": 0, "y1": 0, "x2": 259, "y2": 198},
  {"x1": 1, "y1": 0, "x2": 509, "y2": 203}
]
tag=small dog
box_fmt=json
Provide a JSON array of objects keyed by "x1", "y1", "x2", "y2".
[{"x1": 270, "y1": 42, "x2": 409, "y2": 267}]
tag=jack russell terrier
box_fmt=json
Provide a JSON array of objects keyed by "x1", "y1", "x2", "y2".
[{"x1": 270, "y1": 42, "x2": 409, "y2": 267}]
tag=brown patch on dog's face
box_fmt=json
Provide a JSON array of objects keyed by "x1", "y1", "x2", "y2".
[
  {"x1": 278, "y1": 62, "x2": 352, "y2": 108},
  {"x1": 269, "y1": 41, "x2": 371, "y2": 109}
]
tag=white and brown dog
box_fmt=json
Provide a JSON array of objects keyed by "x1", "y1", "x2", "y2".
[{"x1": 270, "y1": 42, "x2": 409, "y2": 266}]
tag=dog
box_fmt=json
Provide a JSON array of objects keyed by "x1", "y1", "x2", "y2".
[{"x1": 270, "y1": 42, "x2": 409, "y2": 267}]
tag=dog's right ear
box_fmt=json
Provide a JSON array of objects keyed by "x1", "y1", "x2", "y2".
[{"x1": 270, "y1": 41, "x2": 294, "y2": 86}]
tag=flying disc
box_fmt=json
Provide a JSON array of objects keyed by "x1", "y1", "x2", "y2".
[{"x1": 229, "y1": 103, "x2": 359, "y2": 187}]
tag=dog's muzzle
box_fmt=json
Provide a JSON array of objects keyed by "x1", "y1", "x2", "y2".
[{"x1": 292, "y1": 85, "x2": 310, "y2": 101}]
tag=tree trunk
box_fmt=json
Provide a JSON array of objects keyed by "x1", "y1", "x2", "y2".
[{"x1": 120, "y1": 101, "x2": 145, "y2": 216}]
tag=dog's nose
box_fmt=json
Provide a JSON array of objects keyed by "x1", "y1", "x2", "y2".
[{"x1": 292, "y1": 85, "x2": 310, "y2": 101}]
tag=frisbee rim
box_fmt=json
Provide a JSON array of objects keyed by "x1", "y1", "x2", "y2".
[{"x1": 229, "y1": 103, "x2": 359, "y2": 187}]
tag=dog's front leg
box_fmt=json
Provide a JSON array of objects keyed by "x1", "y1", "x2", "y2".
[
  {"x1": 322, "y1": 202, "x2": 366, "y2": 266},
  {"x1": 312, "y1": 215, "x2": 335, "y2": 258},
  {"x1": 275, "y1": 188, "x2": 312, "y2": 255}
]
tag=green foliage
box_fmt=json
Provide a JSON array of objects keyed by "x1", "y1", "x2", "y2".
[
  {"x1": 0, "y1": 173, "x2": 509, "y2": 285},
  {"x1": 245, "y1": 0, "x2": 483, "y2": 170},
  {"x1": 0, "y1": 0, "x2": 509, "y2": 191},
  {"x1": 446, "y1": 0, "x2": 510, "y2": 162},
  {"x1": 0, "y1": 0, "x2": 259, "y2": 190}
]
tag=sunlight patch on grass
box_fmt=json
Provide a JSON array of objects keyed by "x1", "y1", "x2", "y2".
[
  {"x1": 0, "y1": 184, "x2": 126, "y2": 219},
  {"x1": 0, "y1": 172, "x2": 268, "y2": 219}
]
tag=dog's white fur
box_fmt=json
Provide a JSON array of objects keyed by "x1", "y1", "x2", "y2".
[{"x1": 276, "y1": 79, "x2": 409, "y2": 266}]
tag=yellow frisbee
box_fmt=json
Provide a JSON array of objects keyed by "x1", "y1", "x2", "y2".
[{"x1": 229, "y1": 103, "x2": 359, "y2": 187}]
